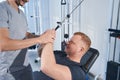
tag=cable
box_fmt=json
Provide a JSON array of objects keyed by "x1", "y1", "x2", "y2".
[
  {"x1": 69, "y1": 0, "x2": 85, "y2": 16},
  {"x1": 55, "y1": 0, "x2": 85, "y2": 30}
]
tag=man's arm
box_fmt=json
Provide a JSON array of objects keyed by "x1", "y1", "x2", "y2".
[
  {"x1": 37, "y1": 44, "x2": 45, "y2": 57},
  {"x1": 40, "y1": 43, "x2": 72, "y2": 80},
  {"x1": 0, "y1": 28, "x2": 55, "y2": 51}
]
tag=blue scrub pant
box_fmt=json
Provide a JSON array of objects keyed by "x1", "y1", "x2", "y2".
[{"x1": 11, "y1": 65, "x2": 33, "y2": 80}]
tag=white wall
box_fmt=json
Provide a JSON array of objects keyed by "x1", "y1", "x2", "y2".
[
  {"x1": 80, "y1": 0, "x2": 110, "y2": 79},
  {"x1": 49, "y1": 0, "x2": 62, "y2": 50},
  {"x1": 40, "y1": 0, "x2": 50, "y2": 32},
  {"x1": 0, "y1": 0, "x2": 5, "y2": 2}
]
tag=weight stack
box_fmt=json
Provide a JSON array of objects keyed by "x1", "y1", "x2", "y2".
[{"x1": 106, "y1": 61, "x2": 120, "y2": 80}]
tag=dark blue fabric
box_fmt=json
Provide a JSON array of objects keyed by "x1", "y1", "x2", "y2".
[
  {"x1": 33, "y1": 71, "x2": 53, "y2": 80},
  {"x1": 34, "y1": 51, "x2": 85, "y2": 80},
  {"x1": 11, "y1": 64, "x2": 33, "y2": 80},
  {"x1": 54, "y1": 51, "x2": 86, "y2": 80},
  {"x1": 9, "y1": 48, "x2": 28, "y2": 73}
]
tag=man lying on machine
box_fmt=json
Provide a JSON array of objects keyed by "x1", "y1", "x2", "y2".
[{"x1": 37, "y1": 32, "x2": 91, "y2": 80}]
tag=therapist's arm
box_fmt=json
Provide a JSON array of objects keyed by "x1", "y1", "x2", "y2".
[{"x1": 0, "y1": 28, "x2": 55, "y2": 51}]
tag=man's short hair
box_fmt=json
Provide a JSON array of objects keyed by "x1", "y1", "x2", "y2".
[{"x1": 74, "y1": 32, "x2": 91, "y2": 51}]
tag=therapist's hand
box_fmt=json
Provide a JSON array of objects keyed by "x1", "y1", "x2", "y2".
[{"x1": 38, "y1": 29, "x2": 56, "y2": 44}]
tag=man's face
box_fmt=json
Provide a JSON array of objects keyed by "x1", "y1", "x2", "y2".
[
  {"x1": 65, "y1": 35, "x2": 83, "y2": 55},
  {"x1": 15, "y1": 0, "x2": 29, "y2": 6}
]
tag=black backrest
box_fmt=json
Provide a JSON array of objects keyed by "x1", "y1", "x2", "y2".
[{"x1": 80, "y1": 48, "x2": 99, "y2": 73}]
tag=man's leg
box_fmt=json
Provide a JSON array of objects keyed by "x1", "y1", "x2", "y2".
[{"x1": 11, "y1": 65, "x2": 33, "y2": 80}]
